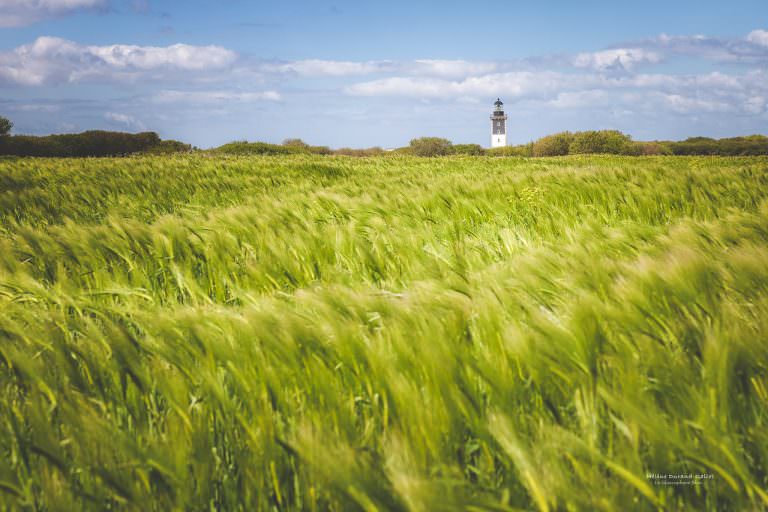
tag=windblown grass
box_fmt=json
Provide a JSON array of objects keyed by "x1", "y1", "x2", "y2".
[{"x1": 0, "y1": 154, "x2": 767, "y2": 510}]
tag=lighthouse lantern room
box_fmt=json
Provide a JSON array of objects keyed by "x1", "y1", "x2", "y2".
[{"x1": 490, "y1": 98, "x2": 508, "y2": 148}]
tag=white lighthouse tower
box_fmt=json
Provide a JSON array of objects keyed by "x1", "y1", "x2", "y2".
[{"x1": 490, "y1": 98, "x2": 508, "y2": 148}]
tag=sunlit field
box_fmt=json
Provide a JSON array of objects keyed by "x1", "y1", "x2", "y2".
[{"x1": 1, "y1": 154, "x2": 767, "y2": 511}]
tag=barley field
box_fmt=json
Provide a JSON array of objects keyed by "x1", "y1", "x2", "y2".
[{"x1": 1, "y1": 154, "x2": 767, "y2": 511}]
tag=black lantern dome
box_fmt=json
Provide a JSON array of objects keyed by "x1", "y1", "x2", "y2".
[{"x1": 493, "y1": 98, "x2": 504, "y2": 113}]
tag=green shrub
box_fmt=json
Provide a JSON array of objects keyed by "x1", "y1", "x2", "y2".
[
  {"x1": 0, "y1": 130, "x2": 162, "y2": 157},
  {"x1": 145, "y1": 139, "x2": 194, "y2": 154},
  {"x1": 634, "y1": 141, "x2": 673, "y2": 156},
  {"x1": 451, "y1": 143, "x2": 485, "y2": 156},
  {"x1": 0, "y1": 135, "x2": 68, "y2": 157},
  {"x1": 532, "y1": 131, "x2": 573, "y2": 156},
  {"x1": 487, "y1": 144, "x2": 532, "y2": 157},
  {"x1": 214, "y1": 141, "x2": 293, "y2": 155},
  {"x1": 668, "y1": 135, "x2": 768, "y2": 156},
  {"x1": 213, "y1": 140, "x2": 332, "y2": 155},
  {"x1": 282, "y1": 138, "x2": 332, "y2": 155},
  {"x1": 282, "y1": 138, "x2": 309, "y2": 148},
  {"x1": 0, "y1": 116, "x2": 12, "y2": 137},
  {"x1": 569, "y1": 130, "x2": 638, "y2": 155},
  {"x1": 409, "y1": 137, "x2": 453, "y2": 157},
  {"x1": 333, "y1": 147, "x2": 385, "y2": 157}
]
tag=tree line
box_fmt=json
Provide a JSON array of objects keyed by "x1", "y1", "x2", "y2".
[
  {"x1": 405, "y1": 131, "x2": 768, "y2": 157},
  {"x1": 1, "y1": 114, "x2": 766, "y2": 158},
  {"x1": 0, "y1": 116, "x2": 191, "y2": 157}
]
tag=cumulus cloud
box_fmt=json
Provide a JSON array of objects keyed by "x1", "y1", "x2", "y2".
[
  {"x1": 345, "y1": 71, "x2": 575, "y2": 99},
  {"x1": 258, "y1": 59, "x2": 498, "y2": 78},
  {"x1": 0, "y1": 36, "x2": 237, "y2": 86},
  {"x1": 153, "y1": 90, "x2": 282, "y2": 103},
  {"x1": 0, "y1": 0, "x2": 106, "y2": 27},
  {"x1": 5, "y1": 103, "x2": 61, "y2": 112},
  {"x1": 105, "y1": 111, "x2": 146, "y2": 130},
  {"x1": 659, "y1": 94, "x2": 730, "y2": 114},
  {"x1": 411, "y1": 60, "x2": 499, "y2": 78},
  {"x1": 260, "y1": 59, "x2": 394, "y2": 76},
  {"x1": 746, "y1": 30, "x2": 768, "y2": 47},
  {"x1": 337, "y1": 28, "x2": 768, "y2": 118},
  {"x1": 346, "y1": 68, "x2": 768, "y2": 117},
  {"x1": 546, "y1": 90, "x2": 608, "y2": 109},
  {"x1": 743, "y1": 95, "x2": 766, "y2": 114},
  {"x1": 573, "y1": 48, "x2": 662, "y2": 71},
  {"x1": 618, "y1": 30, "x2": 768, "y2": 63}
]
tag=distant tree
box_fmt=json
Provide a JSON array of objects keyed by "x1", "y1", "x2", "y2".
[
  {"x1": 532, "y1": 132, "x2": 573, "y2": 157},
  {"x1": 282, "y1": 138, "x2": 309, "y2": 147},
  {"x1": 569, "y1": 130, "x2": 636, "y2": 155},
  {"x1": 0, "y1": 130, "x2": 164, "y2": 157},
  {"x1": 451, "y1": 143, "x2": 485, "y2": 156},
  {"x1": 487, "y1": 144, "x2": 532, "y2": 157},
  {"x1": 214, "y1": 141, "x2": 292, "y2": 155},
  {"x1": 634, "y1": 141, "x2": 673, "y2": 156},
  {"x1": 146, "y1": 139, "x2": 193, "y2": 154},
  {"x1": 333, "y1": 147, "x2": 385, "y2": 157},
  {"x1": 667, "y1": 135, "x2": 768, "y2": 156},
  {"x1": 409, "y1": 137, "x2": 452, "y2": 157},
  {"x1": 0, "y1": 116, "x2": 12, "y2": 136}
]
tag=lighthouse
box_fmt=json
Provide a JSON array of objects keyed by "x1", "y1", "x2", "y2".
[{"x1": 490, "y1": 98, "x2": 508, "y2": 148}]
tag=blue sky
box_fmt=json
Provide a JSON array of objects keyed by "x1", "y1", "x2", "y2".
[{"x1": 1, "y1": 0, "x2": 767, "y2": 148}]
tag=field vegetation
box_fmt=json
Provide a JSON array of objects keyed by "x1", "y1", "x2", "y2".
[
  {"x1": 0, "y1": 154, "x2": 767, "y2": 510},
  {"x1": 486, "y1": 133, "x2": 768, "y2": 158},
  {"x1": 0, "y1": 130, "x2": 192, "y2": 158},
  {"x1": 1, "y1": 110, "x2": 766, "y2": 158}
]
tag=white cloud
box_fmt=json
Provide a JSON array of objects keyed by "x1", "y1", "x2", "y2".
[
  {"x1": 605, "y1": 71, "x2": 745, "y2": 92},
  {"x1": 6, "y1": 103, "x2": 60, "y2": 112},
  {"x1": 546, "y1": 90, "x2": 608, "y2": 109},
  {"x1": 412, "y1": 60, "x2": 498, "y2": 77},
  {"x1": 345, "y1": 67, "x2": 768, "y2": 119},
  {"x1": 261, "y1": 59, "x2": 393, "y2": 76},
  {"x1": 620, "y1": 30, "x2": 768, "y2": 63},
  {"x1": 573, "y1": 48, "x2": 662, "y2": 71},
  {"x1": 746, "y1": 30, "x2": 768, "y2": 47},
  {"x1": 105, "y1": 111, "x2": 146, "y2": 130},
  {"x1": 0, "y1": 0, "x2": 105, "y2": 27},
  {"x1": 659, "y1": 94, "x2": 730, "y2": 114},
  {"x1": 259, "y1": 59, "x2": 497, "y2": 78},
  {"x1": 87, "y1": 43, "x2": 234, "y2": 71},
  {"x1": 744, "y1": 95, "x2": 766, "y2": 114},
  {"x1": 345, "y1": 71, "x2": 573, "y2": 99},
  {"x1": 0, "y1": 37, "x2": 237, "y2": 86},
  {"x1": 153, "y1": 90, "x2": 281, "y2": 103},
  {"x1": 345, "y1": 77, "x2": 449, "y2": 97}
]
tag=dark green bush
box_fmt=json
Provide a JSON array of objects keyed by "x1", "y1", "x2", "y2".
[
  {"x1": 634, "y1": 141, "x2": 673, "y2": 156},
  {"x1": 451, "y1": 143, "x2": 485, "y2": 156},
  {"x1": 668, "y1": 135, "x2": 768, "y2": 156},
  {"x1": 0, "y1": 131, "x2": 162, "y2": 157},
  {"x1": 487, "y1": 144, "x2": 532, "y2": 157},
  {"x1": 214, "y1": 141, "x2": 293, "y2": 155},
  {"x1": 145, "y1": 139, "x2": 194, "y2": 154},
  {"x1": 409, "y1": 137, "x2": 453, "y2": 157},
  {"x1": 213, "y1": 140, "x2": 332, "y2": 155},
  {"x1": 0, "y1": 116, "x2": 12, "y2": 137},
  {"x1": 282, "y1": 138, "x2": 332, "y2": 155},
  {"x1": 532, "y1": 132, "x2": 573, "y2": 157},
  {"x1": 569, "y1": 130, "x2": 639, "y2": 155},
  {"x1": 333, "y1": 147, "x2": 385, "y2": 157}
]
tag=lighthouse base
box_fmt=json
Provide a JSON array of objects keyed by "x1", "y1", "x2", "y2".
[{"x1": 491, "y1": 134, "x2": 507, "y2": 148}]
